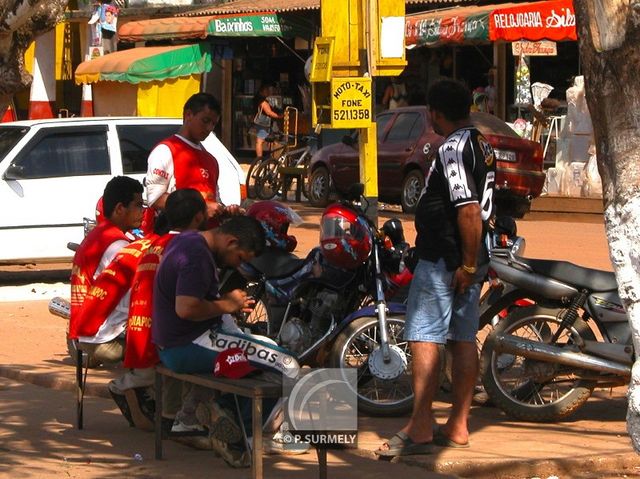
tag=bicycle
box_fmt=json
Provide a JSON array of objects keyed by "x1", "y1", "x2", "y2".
[
  {"x1": 253, "y1": 132, "x2": 318, "y2": 200},
  {"x1": 245, "y1": 133, "x2": 286, "y2": 199}
]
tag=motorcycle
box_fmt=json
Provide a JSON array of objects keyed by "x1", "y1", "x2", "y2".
[
  {"x1": 479, "y1": 248, "x2": 631, "y2": 422},
  {"x1": 236, "y1": 185, "x2": 414, "y2": 416}
]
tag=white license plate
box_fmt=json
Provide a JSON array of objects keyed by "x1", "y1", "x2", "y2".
[{"x1": 494, "y1": 149, "x2": 517, "y2": 162}]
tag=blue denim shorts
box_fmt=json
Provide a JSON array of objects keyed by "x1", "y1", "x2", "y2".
[
  {"x1": 255, "y1": 125, "x2": 270, "y2": 140},
  {"x1": 403, "y1": 258, "x2": 481, "y2": 343}
]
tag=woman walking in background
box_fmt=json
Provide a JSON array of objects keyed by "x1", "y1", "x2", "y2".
[{"x1": 253, "y1": 84, "x2": 282, "y2": 159}]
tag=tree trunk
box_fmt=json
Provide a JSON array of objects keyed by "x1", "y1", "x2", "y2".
[
  {"x1": 574, "y1": 0, "x2": 640, "y2": 450},
  {"x1": 0, "y1": 0, "x2": 67, "y2": 108}
]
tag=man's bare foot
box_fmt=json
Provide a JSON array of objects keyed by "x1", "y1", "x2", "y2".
[{"x1": 433, "y1": 425, "x2": 469, "y2": 448}]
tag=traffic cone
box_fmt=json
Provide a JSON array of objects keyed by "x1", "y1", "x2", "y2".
[
  {"x1": 28, "y1": 30, "x2": 56, "y2": 120},
  {"x1": 80, "y1": 83, "x2": 94, "y2": 117},
  {"x1": 1, "y1": 103, "x2": 16, "y2": 122}
]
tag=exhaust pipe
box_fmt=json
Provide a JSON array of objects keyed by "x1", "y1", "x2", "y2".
[
  {"x1": 493, "y1": 334, "x2": 631, "y2": 377},
  {"x1": 49, "y1": 296, "x2": 71, "y2": 320}
]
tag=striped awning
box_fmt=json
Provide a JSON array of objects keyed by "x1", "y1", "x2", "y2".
[
  {"x1": 75, "y1": 44, "x2": 211, "y2": 84},
  {"x1": 406, "y1": 0, "x2": 576, "y2": 47},
  {"x1": 118, "y1": 11, "x2": 310, "y2": 42}
]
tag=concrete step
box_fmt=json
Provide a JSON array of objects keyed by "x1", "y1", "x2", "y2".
[{"x1": 531, "y1": 195, "x2": 604, "y2": 215}]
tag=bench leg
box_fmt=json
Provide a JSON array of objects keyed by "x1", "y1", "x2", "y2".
[
  {"x1": 76, "y1": 347, "x2": 84, "y2": 430},
  {"x1": 252, "y1": 397, "x2": 263, "y2": 479},
  {"x1": 155, "y1": 369, "x2": 164, "y2": 460},
  {"x1": 317, "y1": 448, "x2": 327, "y2": 479}
]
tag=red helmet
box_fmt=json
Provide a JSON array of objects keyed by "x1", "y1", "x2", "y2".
[
  {"x1": 319, "y1": 204, "x2": 372, "y2": 270},
  {"x1": 246, "y1": 200, "x2": 302, "y2": 252}
]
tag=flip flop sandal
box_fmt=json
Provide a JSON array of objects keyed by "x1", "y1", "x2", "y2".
[
  {"x1": 433, "y1": 427, "x2": 470, "y2": 449},
  {"x1": 375, "y1": 431, "x2": 432, "y2": 457}
]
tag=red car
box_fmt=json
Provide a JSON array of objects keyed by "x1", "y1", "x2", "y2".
[{"x1": 307, "y1": 106, "x2": 545, "y2": 217}]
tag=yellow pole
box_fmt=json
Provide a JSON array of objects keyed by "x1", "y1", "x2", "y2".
[
  {"x1": 360, "y1": 0, "x2": 379, "y2": 222},
  {"x1": 358, "y1": 121, "x2": 378, "y2": 210},
  {"x1": 316, "y1": 0, "x2": 404, "y2": 221}
]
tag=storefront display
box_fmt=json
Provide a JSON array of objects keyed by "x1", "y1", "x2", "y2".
[{"x1": 231, "y1": 39, "x2": 309, "y2": 156}]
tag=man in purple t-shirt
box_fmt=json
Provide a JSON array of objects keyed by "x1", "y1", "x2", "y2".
[
  {"x1": 152, "y1": 216, "x2": 265, "y2": 466},
  {"x1": 152, "y1": 216, "x2": 264, "y2": 369}
]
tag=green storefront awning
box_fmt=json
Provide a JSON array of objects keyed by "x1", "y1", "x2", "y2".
[{"x1": 75, "y1": 44, "x2": 212, "y2": 84}]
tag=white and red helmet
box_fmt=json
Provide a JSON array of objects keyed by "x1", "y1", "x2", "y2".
[{"x1": 246, "y1": 200, "x2": 302, "y2": 252}]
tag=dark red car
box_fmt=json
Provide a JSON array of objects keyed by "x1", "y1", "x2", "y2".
[{"x1": 307, "y1": 106, "x2": 545, "y2": 217}]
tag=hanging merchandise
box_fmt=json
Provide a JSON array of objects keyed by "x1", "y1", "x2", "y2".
[
  {"x1": 514, "y1": 55, "x2": 532, "y2": 106},
  {"x1": 531, "y1": 82, "x2": 554, "y2": 111}
]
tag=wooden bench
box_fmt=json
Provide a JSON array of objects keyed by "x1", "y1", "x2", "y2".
[
  {"x1": 277, "y1": 166, "x2": 307, "y2": 202},
  {"x1": 154, "y1": 366, "x2": 328, "y2": 479}
]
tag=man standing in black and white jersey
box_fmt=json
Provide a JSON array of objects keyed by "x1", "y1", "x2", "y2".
[{"x1": 377, "y1": 80, "x2": 495, "y2": 457}]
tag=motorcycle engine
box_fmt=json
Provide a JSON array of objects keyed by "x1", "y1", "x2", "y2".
[
  {"x1": 279, "y1": 288, "x2": 343, "y2": 355},
  {"x1": 279, "y1": 318, "x2": 311, "y2": 354}
]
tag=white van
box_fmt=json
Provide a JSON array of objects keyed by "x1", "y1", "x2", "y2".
[{"x1": 0, "y1": 117, "x2": 246, "y2": 264}]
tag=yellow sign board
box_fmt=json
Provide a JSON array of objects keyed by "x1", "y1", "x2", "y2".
[
  {"x1": 512, "y1": 40, "x2": 557, "y2": 56},
  {"x1": 310, "y1": 37, "x2": 334, "y2": 83},
  {"x1": 330, "y1": 77, "x2": 372, "y2": 128}
]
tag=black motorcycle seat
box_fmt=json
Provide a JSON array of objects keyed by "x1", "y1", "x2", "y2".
[
  {"x1": 518, "y1": 257, "x2": 617, "y2": 292},
  {"x1": 248, "y1": 247, "x2": 306, "y2": 279}
]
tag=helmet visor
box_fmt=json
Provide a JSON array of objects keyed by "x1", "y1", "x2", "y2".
[{"x1": 320, "y1": 213, "x2": 368, "y2": 243}]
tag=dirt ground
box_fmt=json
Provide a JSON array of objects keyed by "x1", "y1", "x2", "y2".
[{"x1": 1, "y1": 205, "x2": 636, "y2": 478}]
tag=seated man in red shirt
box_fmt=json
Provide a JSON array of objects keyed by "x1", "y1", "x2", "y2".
[{"x1": 69, "y1": 175, "x2": 144, "y2": 362}]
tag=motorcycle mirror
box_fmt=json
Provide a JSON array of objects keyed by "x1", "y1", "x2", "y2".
[
  {"x1": 382, "y1": 218, "x2": 405, "y2": 246},
  {"x1": 346, "y1": 183, "x2": 365, "y2": 202}
]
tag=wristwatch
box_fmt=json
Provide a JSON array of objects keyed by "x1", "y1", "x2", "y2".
[{"x1": 461, "y1": 264, "x2": 477, "y2": 274}]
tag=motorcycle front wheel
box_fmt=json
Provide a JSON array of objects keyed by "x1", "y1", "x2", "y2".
[
  {"x1": 329, "y1": 315, "x2": 413, "y2": 417},
  {"x1": 480, "y1": 305, "x2": 596, "y2": 422}
]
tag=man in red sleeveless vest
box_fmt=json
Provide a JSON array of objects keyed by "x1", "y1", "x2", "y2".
[
  {"x1": 144, "y1": 93, "x2": 241, "y2": 233},
  {"x1": 69, "y1": 176, "x2": 144, "y2": 356}
]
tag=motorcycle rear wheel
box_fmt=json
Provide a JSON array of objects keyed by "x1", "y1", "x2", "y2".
[
  {"x1": 329, "y1": 315, "x2": 413, "y2": 417},
  {"x1": 480, "y1": 305, "x2": 596, "y2": 422}
]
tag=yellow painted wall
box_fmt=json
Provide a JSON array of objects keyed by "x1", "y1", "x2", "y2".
[{"x1": 137, "y1": 75, "x2": 201, "y2": 117}]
